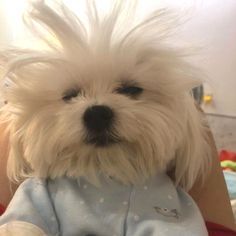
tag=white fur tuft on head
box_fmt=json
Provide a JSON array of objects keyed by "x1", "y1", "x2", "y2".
[{"x1": 0, "y1": 0, "x2": 211, "y2": 190}]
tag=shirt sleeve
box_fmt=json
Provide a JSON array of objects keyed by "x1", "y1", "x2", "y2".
[
  {"x1": 0, "y1": 178, "x2": 59, "y2": 236},
  {"x1": 0, "y1": 221, "x2": 46, "y2": 236}
]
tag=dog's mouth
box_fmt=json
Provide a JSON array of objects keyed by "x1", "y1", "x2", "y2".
[{"x1": 84, "y1": 133, "x2": 121, "y2": 147}]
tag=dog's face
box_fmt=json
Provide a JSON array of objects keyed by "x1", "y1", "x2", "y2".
[{"x1": 0, "y1": 1, "x2": 210, "y2": 189}]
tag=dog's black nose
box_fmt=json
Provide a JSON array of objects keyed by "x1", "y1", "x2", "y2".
[{"x1": 83, "y1": 105, "x2": 114, "y2": 133}]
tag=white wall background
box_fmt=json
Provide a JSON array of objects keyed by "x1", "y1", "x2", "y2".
[
  {"x1": 0, "y1": 1, "x2": 13, "y2": 45},
  {"x1": 0, "y1": 0, "x2": 236, "y2": 116}
]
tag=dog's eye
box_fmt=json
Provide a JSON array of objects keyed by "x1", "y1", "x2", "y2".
[
  {"x1": 115, "y1": 84, "x2": 143, "y2": 98},
  {"x1": 62, "y1": 88, "x2": 80, "y2": 102}
]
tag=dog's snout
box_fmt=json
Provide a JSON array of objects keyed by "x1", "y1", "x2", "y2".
[{"x1": 83, "y1": 105, "x2": 114, "y2": 133}]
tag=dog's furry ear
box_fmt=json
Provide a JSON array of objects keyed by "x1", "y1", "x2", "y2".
[
  {"x1": 173, "y1": 102, "x2": 212, "y2": 191},
  {"x1": 7, "y1": 132, "x2": 31, "y2": 183},
  {"x1": 0, "y1": 50, "x2": 32, "y2": 183},
  {"x1": 0, "y1": 102, "x2": 32, "y2": 183}
]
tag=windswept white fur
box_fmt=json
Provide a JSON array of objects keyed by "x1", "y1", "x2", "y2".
[{"x1": 0, "y1": 0, "x2": 211, "y2": 190}]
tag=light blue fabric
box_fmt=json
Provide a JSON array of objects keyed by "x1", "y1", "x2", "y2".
[
  {"x1": 0, "y1": 173, "x2": 207, "y2": 236},
  {"x1": 223, "y1": 171, "x2": 236, "y2": 200}
]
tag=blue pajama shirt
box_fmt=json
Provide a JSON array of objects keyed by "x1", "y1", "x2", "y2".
[{"x1": 0, "y1": 173, "x2": 208, "y2": 236}]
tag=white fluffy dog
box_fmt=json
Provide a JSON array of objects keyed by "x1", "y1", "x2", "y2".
[{"x1": 0, "y1": 1, "x2": 211, "y2": 235}]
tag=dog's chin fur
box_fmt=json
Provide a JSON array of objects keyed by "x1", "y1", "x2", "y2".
[{"x1": 0, "y1": 1, "x2": 211, "y2": 190}]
